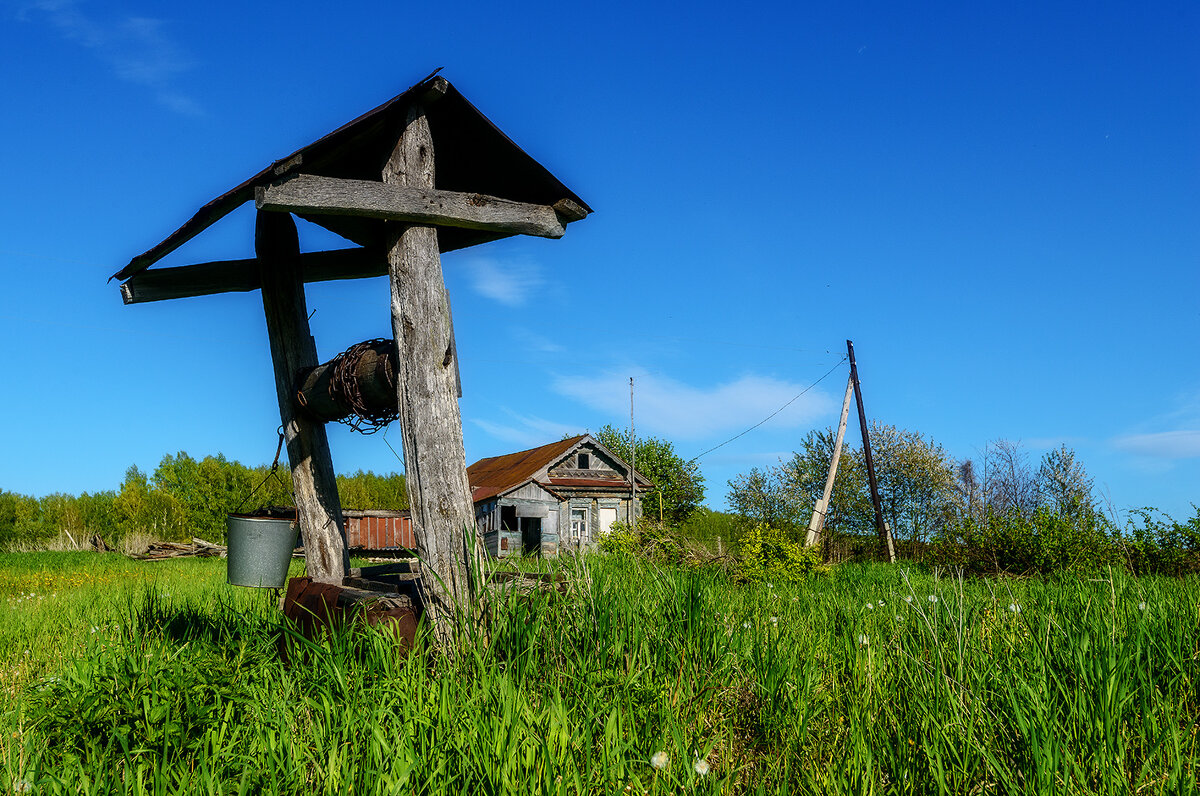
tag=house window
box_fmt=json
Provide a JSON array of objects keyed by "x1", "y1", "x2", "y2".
[
  {"x1": 578, "y1": 453, "x2": 590, "y2": 470},
  {"x1": 570, "y1": 508, "x2": 587, "y2": 541}
]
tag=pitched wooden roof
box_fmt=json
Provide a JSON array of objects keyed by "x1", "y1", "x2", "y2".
[{"x1": 114, "y1": 70, "x2": 591, "y2": 282}]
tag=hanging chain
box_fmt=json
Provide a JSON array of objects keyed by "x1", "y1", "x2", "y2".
[{"x1": 235, "y1": 427, "x2": 291, "y2": 514}]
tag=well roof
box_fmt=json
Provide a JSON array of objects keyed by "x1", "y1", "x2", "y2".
[{"x1": 114, "y1": 71, "x2": 591, "y2": 282}]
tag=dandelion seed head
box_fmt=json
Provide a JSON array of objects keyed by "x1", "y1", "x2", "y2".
[
  {"x1": 694, "y1": 758, "x2": 710, "y2": 776},
  {"x1": 858, "y1": 634, "x2": 869, "y2": 647},
  {"x1": 1138, "y1": 602, "x2": 1147, "y2": 612},
  {"x1": 865, "y1": 603, "x2": 874, "y2": 610},
  {"x1": 928, "y1": 595, "x2": 938, "y2": 604},
  {"x1": 1008, "y1": 603, "x2": 1021, "y2": 614},
  {"x1": 770, "y1": 616, "x2": 778, "y2": 626},
  {"x1": 650, "y1": 751, "x2": 669, "y2": 770},
  {"x1": 904, "y1": 596, "x2": 913, "y2": 604}
]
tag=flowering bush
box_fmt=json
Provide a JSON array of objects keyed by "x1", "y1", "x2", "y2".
[{"x1": 736, "y1": 523, "x2": 827, "y2": 583}]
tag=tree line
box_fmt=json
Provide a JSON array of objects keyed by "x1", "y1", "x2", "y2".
[
  {"x1": 0, "y1": 452, "x2": 407, "y2": 547},
  {"x1": 724, "y1": 423, "x2": 1198, "y2": 576}
]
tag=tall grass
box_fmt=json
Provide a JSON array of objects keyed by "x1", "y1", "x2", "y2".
[{"x1": 1, "y1": 553, "x2": 1197, "y2": 794}]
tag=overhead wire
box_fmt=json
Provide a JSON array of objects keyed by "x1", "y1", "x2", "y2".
[{"x1": 690, "y1": 355, "x2": 848, "y2": 462}]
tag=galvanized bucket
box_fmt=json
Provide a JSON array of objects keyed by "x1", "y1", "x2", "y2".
[{"x1": 226, "y1": 514, "x2": 298, "y2": 588}]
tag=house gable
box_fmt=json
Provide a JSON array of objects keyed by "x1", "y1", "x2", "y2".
[{"x1": 546, "y1": 441, "x2": 627, "y2": 482}]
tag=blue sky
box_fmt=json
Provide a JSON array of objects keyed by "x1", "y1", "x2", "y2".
[{"x1": 1, "y1": 0, "x2": 1196, "y2": 520}]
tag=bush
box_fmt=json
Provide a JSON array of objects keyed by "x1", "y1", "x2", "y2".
[
  {"x1": 1122, "y1": 506, "x2": 1200, "y2": 577},
  {"x1": 735, "y1": 523, "x2": 828, "y2": 583},
  {"x1": 929, "y1": 508, "x2": 1117, "y2": 575},
  {"x1": 598, "y1": 519, "x2": 698, "y2": 567}
]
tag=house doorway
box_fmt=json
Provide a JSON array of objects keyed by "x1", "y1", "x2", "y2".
[{"x1": 520, "y1": 517, "x2": 543, "y2": 556}]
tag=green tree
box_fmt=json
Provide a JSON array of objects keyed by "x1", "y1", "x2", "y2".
[
  {"x1": 778, "y1": 428, "x2": 874, "y2": 538},
  {"x1": 0, "y1": 490, "x2": 43, "y2": 545},
  {"x1": 726, "y1": 466, "x2": 803, "y2": 531},
  {"x1": 1036, "y1": 444, "x2": 1094, "y2": 518},
  {"x1": 867, "y1": 423, "x2": 958, "y2": 546},
  {"x1": 337, "y1": 470, "x2": 408, "y2": 510},
  {"x1": 595, "y1": 425, "x2": 705, "y2": 525},
  {"x1": 728, "y1": 422, "x2": 958, "y2": 552},
  {"x1": 115, "y1": 465, "x2": 186, "y2": 540}
]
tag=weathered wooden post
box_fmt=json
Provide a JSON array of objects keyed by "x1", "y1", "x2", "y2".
[
  {"x1": 383, "y1": 96, "x2": 480, "y2": 635},
  {"x1": 847, "y1": 340, "x2": 897, "y2": 563},
  {"x1": 257, "y1": 210, "x2": 348, "y2": 582}
]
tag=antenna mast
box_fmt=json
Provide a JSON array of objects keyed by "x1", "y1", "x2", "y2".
[{"x1": 629, "y1": 376, "x2": 637, "y2": 522}]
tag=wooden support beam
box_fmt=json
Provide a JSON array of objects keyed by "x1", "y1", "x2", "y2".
[
  {"x1": 257, "y1": 210, "x2": 349, "y2": 583},
  {"x1": 119, "y1": 247, "x2": 387, "y2": 304},
  {"x1": 847, "y1": 340, "x2": 897, "y2": 564},
  {"x1": 805, "y1": 374, "x2": 854, "y2": 548},
  {"x1": 384, "y1": 102, "x2": 481, "y2": 643},
  {"x1": 256, "y1": 174, "x2": 569, "y2": 239}
]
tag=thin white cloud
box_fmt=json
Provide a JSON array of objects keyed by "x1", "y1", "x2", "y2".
[
  {"x1": 510, "y1": 327, "x2": 564, "y2": 353},
  {"x1": 1110, "y1": 389, "x2": 1200, "y2": 463},
  {"x1": 1112, "y1": 430, "x2": 1200, "y2": 460},
  {"x1": 552, "y1": 370, "x2": 836, "y2": 441},
  {"x1": 471, "y1": 410, "x2": 581, "y2": 450},
  {"x1": 462, "y1": 257, "x2": 543, "y2": 307},
  {"x1": 19, "y1": 1, "x2": 201, "y2": 116}
]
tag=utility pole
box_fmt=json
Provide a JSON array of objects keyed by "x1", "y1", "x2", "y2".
[
  {"x1": 629, "y1": 377, "x2": 637, "y2": 524},
  {"x1": 805, "y1": 374, "x2": 854, "y2": 547},
  {"x1": 847, "y1": 340, "x2": 896, "y2": 563}
]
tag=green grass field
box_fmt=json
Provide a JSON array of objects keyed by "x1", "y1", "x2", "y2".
[{"x1": 1, "y1": 552, "x2": 1198, "y2": 795}]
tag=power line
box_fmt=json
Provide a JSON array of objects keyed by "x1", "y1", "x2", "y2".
[{"x1": 690, "y1": 356, "x2": 848, "y2": 461}]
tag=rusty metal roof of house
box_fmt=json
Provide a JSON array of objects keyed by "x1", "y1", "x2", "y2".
[
  {"x1": 467, "y1": 435, "x2": 652, "y2": 504},
  {"x1": 467, "y1": 436, "x2": 587, "y2": 495},
  {"x1": 113, "y1": 70, "x2": 591, "y2": 282}
]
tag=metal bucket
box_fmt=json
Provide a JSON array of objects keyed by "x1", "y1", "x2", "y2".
[{"x1": 226, "y1": 514, "x2": 299, "y2": 588}]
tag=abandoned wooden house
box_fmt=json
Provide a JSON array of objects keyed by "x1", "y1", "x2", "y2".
[{"x1": 467, "y1": 434, "x2": 652, "y2": 557}]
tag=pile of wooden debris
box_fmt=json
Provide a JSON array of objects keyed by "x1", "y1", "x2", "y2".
[{"x1": 127, "y1": 538, "x2": 226, "y2": 561}]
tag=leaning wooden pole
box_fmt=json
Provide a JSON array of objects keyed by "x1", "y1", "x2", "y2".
[
  {"x1": 847, "y1": 340, "x2": 896, "y2": 563},
  {"x1": 805, "y1": 374, "x2": 854, "y2": 547},
  {"x1": 383, "y1": 90, "x2": 481, "y2": 641},
  {"x1": 257, "y1": 211, "x2": 348, "y2": 582}
]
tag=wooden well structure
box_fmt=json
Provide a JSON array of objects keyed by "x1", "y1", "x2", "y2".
[{"x1": 113, "y1": 72, "x2": 591, "y2": 629}]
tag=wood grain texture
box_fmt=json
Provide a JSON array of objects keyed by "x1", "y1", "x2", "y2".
[
  {"x1": 384, "y1": 103, "x2": 481, "y2": 638},
  {"x1": 120, "y1": 247, "x2": 387, "y2": 304},
  {"x1": 256, "y1": 174, "x2": 567, "y2": 239},
  {"x1": 257, "y1": 210, "x2": 349, "y2": 583}
]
